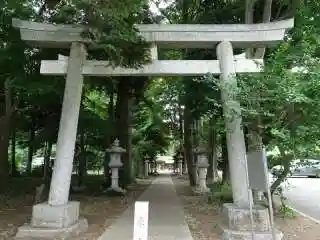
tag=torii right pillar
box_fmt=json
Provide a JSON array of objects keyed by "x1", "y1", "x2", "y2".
[{"x1": 217, "y1": 41, "x2": 282, "y2": 240}]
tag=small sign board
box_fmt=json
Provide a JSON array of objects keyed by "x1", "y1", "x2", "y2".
[
  {"x1": 133, "y1": 201, "x2": 149, "y2": 240},
  {"x1": 247, "y1": 148, "x2": 277, "y2": 240},
  {"x1": 247, "y1": 149, "x2": 269, "y2": 191}
]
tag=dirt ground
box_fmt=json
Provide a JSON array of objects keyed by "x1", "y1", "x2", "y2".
[
  {"x1": 173, "y1": 176, "x2": 320, "y2": 240},
  {"x1": 2, "y1": 175, "x2": 319, "y2": 240},
  {"x1": 0, "y1": 176, "x2": 152, "y2": 240}
]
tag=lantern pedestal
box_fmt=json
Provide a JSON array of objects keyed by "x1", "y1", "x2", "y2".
[
  {"x1": 193, "y1": 163, "x2": 210, "y2": 195},
  {"x1": 177, "y1": 160, "x2": 184, "y2": 178},
  {"x1": 177, "y1": 153, "x2": 184, "y2": 177},
  {"x1": 192, "y1": 146, "x2": 210, "y2": 195},
  {"x1": 104, "y1": 166, "x2": 126, "y2": 194},
  {"x1": 104, "y1": 139, "x2": 126, "y2": 195}
]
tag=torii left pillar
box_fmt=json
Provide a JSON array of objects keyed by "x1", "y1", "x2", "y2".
[{"x1": 15, "y1": 42, "x2": 88, "y2": 239}]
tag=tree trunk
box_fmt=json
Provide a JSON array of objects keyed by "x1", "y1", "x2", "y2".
[
  {"x1": 116, "y1": 78, "x2": 134, "y2": 187},
  {"x1": 11, "y1": 119, "x2": 17, "y2": 176},
  {"x1": 78, "y1": 124, "x2": 86, "y2": 186},
  {"x1": 208, "y1": 116, "x2": 218, "y2": 182},
  {"x1": 43, "y1": 140, "x2": 53, "y2": 187},
  {"x1": 104, "y1": 85, "x2": 115, "y2": 184},
  {"x1": 137, "y1": 159, "x2": 144, "y2": 177},
  {"x1": 27, "y1": 123, "x2": 35, "y2": 176},
  {"x1": 183, "y1": 105, "x2": 196, "y2": 186},
  {"x1": 222, "y1": 133, "x2": 230, "y2": 183},
  {"x1": 0, "y1": 79, "x2": 13, "y2": 183},
  {"x1": 178, "y1": 100, "x2": 184, "y2": 143},
  {"x1": 178, "y1": 100, "x2": 186, "y2": 169},
  {"x1": 0, "y1": 116, "x2": 11, "y2": 182},
  {"x1": 192, "y1": 120, "x2": 200, "y2": 183}
]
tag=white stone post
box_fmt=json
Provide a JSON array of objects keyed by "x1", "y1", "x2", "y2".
[
  {"x1": 217, "y1": 41, "x2": 251, "y2": 207},
  {"x1": 193, "y1": 147, "x2": 210, "y2": 194},
  {"x1": 177, "y1": 154, "x2": 183, "y2": 176},
  {"x1": 106, "y1": 139, "x2": 126, "y2": 193},
  {"x1": 49, "y1": 42, "x2": 87, "y2": 205}
]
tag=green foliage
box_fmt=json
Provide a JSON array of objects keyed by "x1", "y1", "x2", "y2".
[
  {"x1": 208, "y1": 181, "x2": 233, "y2": 204},
  {"x1": 0, "y1": 0, "x2": 161, "y2": 179},
  {"x1": 277, "y1": 204, "x2": 296, "y2": 219},
  {"x1": 50, "y1": 0, "x2": 151, "y2": 67},
  {"x1": 132, "y1": 94, "x2": 170, "y2": 159},
  {"x1": 195, "y1": 1, "x2": 320, "y2": 164},
  {"x1": 2, "y1": 0, "x2": 320, "y2": 194}
]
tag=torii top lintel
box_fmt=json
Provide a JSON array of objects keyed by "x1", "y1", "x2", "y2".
[{"x1": 12, "y1": 18, "x2": 294, "y2": 49}]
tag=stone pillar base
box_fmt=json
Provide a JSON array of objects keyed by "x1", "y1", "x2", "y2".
[
  {"x1": 220, "y1": 203, "x2": 283, "y2": 240},
  {"x1": 221, "y1": 228, "x2": 283, "y2": 240},
  {"x1": 15, "y1": 201, "x2": 87, "y2": 239}
]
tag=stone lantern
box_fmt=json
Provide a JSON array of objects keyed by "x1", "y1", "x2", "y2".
[
  {"x1": 144, "y1": 155, "x2": 150, "y2": 178},
  {"x1": 177, "y1": 154, "x2": 183, "y2": 176},
  {"x1": 106, "y1": 139, "x2": 126, "y2": 193},
  {"x1": 193, "y1": 146, "x2": 210, "y2": 194}
]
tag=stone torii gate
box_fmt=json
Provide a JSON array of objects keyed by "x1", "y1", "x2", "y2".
[{"x1": 12, "y1": 18, "x2": 293, "y2": 239}]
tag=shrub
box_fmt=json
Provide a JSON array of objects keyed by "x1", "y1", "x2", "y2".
[
  {"x1": 208, "y1": 181, "x2": 233, "y2": 204},
  {"x1": 277, "y1": 204, "x2": 296, "y2": 218}
]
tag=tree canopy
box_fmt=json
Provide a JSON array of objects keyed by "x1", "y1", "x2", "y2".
[{"x1": 0, "y1": 0, "x2": 320, "y2": 195}]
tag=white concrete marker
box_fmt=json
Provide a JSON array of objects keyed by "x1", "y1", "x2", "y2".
[{"x1": 133, "y1": 201, "x2": 149, "y2": 240}]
